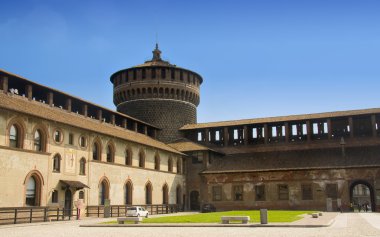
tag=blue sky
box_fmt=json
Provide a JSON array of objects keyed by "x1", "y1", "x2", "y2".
[{"x1": 1, "y1": 0, "x2": 379, "y2": 123}]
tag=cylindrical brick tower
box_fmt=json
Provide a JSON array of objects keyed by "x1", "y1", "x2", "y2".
[{"x1": 110, "y1": 44, "x2": 203, "y2": 143}]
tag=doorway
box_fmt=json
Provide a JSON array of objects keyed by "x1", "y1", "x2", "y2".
[
  {"x1": 64, "y1": 189, "x2": 72, "y2": 216},
  {"x1": 190, "y1": 191, "x2": 200, "y2": 210},
  {"x1": 350, "y1": 181, "x2": 375, "y2": 212}
]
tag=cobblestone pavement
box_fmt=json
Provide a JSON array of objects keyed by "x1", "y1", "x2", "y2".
[{"x1": 1, "y1": 213, "x2": 380, "y2": 237}]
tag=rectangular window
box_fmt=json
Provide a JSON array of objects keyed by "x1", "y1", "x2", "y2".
[
  {"x1": 197, "y1": 132, "x2": 203, "y2": 141},
  {"x1": 215, "y1": 131, "x2": 220, "y2": 141},
  {"x1": 233, "y1": 185, "x2": 243, "y2": 201},
  {"x1": 313, "y1": 123, "x2": 318, "y2": 134},
  {"x1": 272, "y1": 127, "x2": 277, "y2": 137},
  {"x1": 52, "y1": 190, "x2": 58, "y2": 203},
  {"x1": 301, "y1": 184, "x2": 313, "y2": 200},
  {"x1": 212, "y1": 186, "x2": 222, "y2": 201},
  {"x1": 252, "y1": 128, "x2": 258, "y2": 138},
  {"x1": 326, "y1": 184, "x2": 338, "y2": 199},
  {"x1": 292, "y1": 125, "x2": 297, "y2": 136},
  {"x1": 303, "y1": 124, "x2": 307, "y2": 134},
  {"x1": 255, "y1": 185, "x2": 265, "y2": 201},
  {"x1": 278, "y1": 184, "x2": 289, "y2": 200},
  {"x1": 68, "y1": 133, "x2": 74, "y2": 145},
  {"x1": 233, "y1": 129, "x2": 238, "y2": 140}
]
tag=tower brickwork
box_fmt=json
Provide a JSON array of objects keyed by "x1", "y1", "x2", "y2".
[{"x1": 111, "y1": 45, "x2": 203, "y2": 143}]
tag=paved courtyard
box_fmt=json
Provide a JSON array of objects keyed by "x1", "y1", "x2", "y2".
[{"x1": 1, "y1": 213, "x2": 380, "y2": 237}]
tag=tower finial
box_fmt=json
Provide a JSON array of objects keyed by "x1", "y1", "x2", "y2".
[{"x1": 152, "y1": 43, "x2": 162, "y2": 61}]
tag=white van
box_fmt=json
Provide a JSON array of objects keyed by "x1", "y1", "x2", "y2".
[{"x1": 126, "y1": 206, "x2": 149, "y2": 218}]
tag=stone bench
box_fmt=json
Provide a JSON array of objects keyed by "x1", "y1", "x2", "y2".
[
  {"x1": 117, "y1": 217, "x2": 143, "y2": 224},
  {"x1": 221, "y1": 216, "x2": 250, "y2": 224}
]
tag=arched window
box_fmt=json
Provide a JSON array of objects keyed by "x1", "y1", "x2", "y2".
[
  {"x1": 79, "y1": 158, "x2": 86, "y2": 175},
  {"x1": 106, "y1": 144, "x2": 114, "y2": 163},
  {"x1": 145, "y1": 182, "x2": 152, "y2": 204},
  {"x1": 9, "y1": 124, "x2": 20, "y2": 148},
  {"x1": 139, "y1": 149, "x2": 145, "y2": 168},
  {"x1": 125, "y1": 181, "x2": 133, "y2": 205},
  {"x1": 25, "y1": 173, "x2": 42, "y2": 206},
  {"x1": 34, "y1": 129, "x2": 44, "y2": 152},
  {"x1": 99, "y1": 179, "x2": 109, "y2": 205},
  {"x1": 125, "y1": 148, "x2": 132, "y2": 166},
  {"x1": 79, "y1": 191, "x2": 85, "y2": 201},
  {"x1": 53, "y1": 154, "x2": 61, "y2": 172},
  {"x1": 92, "y1": 141, "x2": 101, "y2": 161},
  {"x1": 168, "y1": 157, "x2": 173, "y2": 172},
  {"x1": 177, "y1": 158, "x2": 182, "y2": 174},
  {"x1": 154, "y1": 153, "x2": 160, "y2": 170},
  {"x1": 162, "y1": 184, "x2": 169, "y2": 204}
]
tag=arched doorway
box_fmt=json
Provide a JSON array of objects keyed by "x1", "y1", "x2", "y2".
[
  {"x1": 145, "y1": 182, "x2": 152, "y2": 204},
  {"x1": 190, "y1": 190, "x2": 200, "y2": 210},
  {"x1": 162, "y1": 184, "x2": 169, "y2": 204},
  {"x1": 99, "y1": 179, "x2": 109, "y2": 205},
  {"x1": 350, "y1": 180, "x2": 375, "y2": 212},
  {"x1": 25, "y1": 172, "x2": 43, "y2": 206},
  {"x1": 64, "y1": 189, "x2": 72, "y2": 216}
]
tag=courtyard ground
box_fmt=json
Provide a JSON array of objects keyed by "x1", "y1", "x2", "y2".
[{"x1": 1, "y1": 212, "x2": 380, "y2": 237}]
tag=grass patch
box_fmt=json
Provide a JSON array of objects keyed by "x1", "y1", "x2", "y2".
[{"x1": 103, "y1": 210, "x2": 315, "y2": 224}]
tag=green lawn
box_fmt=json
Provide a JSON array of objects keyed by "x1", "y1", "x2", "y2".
[{"x1": 104, "y1": 210, "x2": 315, "y2": 224}]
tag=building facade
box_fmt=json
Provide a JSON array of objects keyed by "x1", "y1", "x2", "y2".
[{"x1": 0, "y1": 45, "x2": 379, "y2": 214}]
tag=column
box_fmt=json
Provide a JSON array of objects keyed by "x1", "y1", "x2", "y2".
[
  {"x1": 205, "y1": 129, "x2": 210, "y2": 143},
  {"x1": 97, "y1": 109, "x2": 102, "y2": 121},
  {"x1": 133, "y1": 122, "x2": 138, "y2": 132},
  {"x1": 144, "y1": 125, "x2": 148, "y2": 135},
  {"x1": 243, "y1": 125, "x2": 249, "y2": 145},
  {"x1": 65, "y1": 98, "x2": 72, "y2": 112},
  {"x1": 1, "y1": 76, "x2": 8, "y2": 93},
  {"x1": 371, "y1": 115, "x2": 377, "y2": 137},
  {"x1": 82, "y1": 104, "x2": 88, "y2": 117},
  {"x1": 26, "y1": 84, "x2": 33, "y2": 100},
  {"x1": 306, "y1": 121, "x2": 312, "y2": 142},
  {"x1": 122, "y1": 118, "x2": 127, "y2": 129},
  {"x1": 223, "y1": 127, "x2": 229, "y2": 146},
  {"x1": 327, "y1": 118, "x2": 332, "y2": 139},
  {"x1": 47, "y1": 92, "x2": 54, "y2": 106},
  {"x1": 264, "y1": 124, "x2": 269, "y2": 144},
  {"x1": 284, "y1": 122, "x2": 289, "y2": 143},
  {"x1": 348, "y1": 117, "x2": 354, "y2": 138},
  {"x1": 110, "y1": 115, "x2": 115, "y2": 125}
]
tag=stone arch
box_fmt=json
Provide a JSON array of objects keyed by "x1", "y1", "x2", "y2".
[
  {"x1": 142, "y1": 87, "x2": 146, "y2": 94},
  {"x1": 159, "y1": 87, "x2": 164, "y2": 97},
  {"x1": 162, "y1": 183, "x2": 169, "y2": 204},
  {"x1": 124, "y1": 179, "x2": 133, "y2": 205},
  {"x1": 349, "y1": 180, "x2": 375, "y2": 212},
  {"x1": 153, "y1": 87, "x2": 158, "y2": 95},
  {"x1": 7, "y1": 116, "x2": 26, "y2": 148},
  {"x1": 98, "y1": 176, "x2": 110, "y2": 205},
  {"x1": 148, "y1": 87, "x2": 152, "y2": 94},
  {"x1": 137, "y1": 88, "x2": 141, "y2": 96},
  {"x1": 24, "y1": 170, "x2": 44, "y2": 206}
]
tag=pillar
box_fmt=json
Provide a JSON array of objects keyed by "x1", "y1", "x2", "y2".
[
  {"x1": 47, "y1": 92, "x2": 54, "y2": 106},
  {"x1": 26, "y1": 84, "x2": 33, "y2": 100},
  {"x1": 284, "y1": 122, "x2": 289, "y2": 142},
  {"x1": 223, "y1": 127, "x2": 229, "y2": 146},
  {"x1": 97, "y1": 109, "x2": 102, "y2": 121},
  {"x1": 348, "y1": 117, "x2": 354, "y2": 138},
  {"x1": 244, "y1": 125, "x2": 249, "y2": 145},
  {"x1": 110, "y1": 115, "x2": 115, "y2": 125},
  {"x1": 371, "y1": 115, "x2": 377, "y2": 137},
  {"x1": 134, "y1": 122, "x2": 138, "y2": 132},
  {"x1": 82, "y1": 104, "x2": 88, "y2": 117},
  {"x1": 122, "y1": 118, "x2": 127, "y2": 129},
  {"x1": 264, "y1": 124, "x2": 269, "y2": 144},
  {"x1": 327, "y1": 118, "x2": 332, "y2": 139},
  {"x1": 205, "y1": 129, "x2": 210, "y2": 143},
  {"x1": 306, "y1": 121, "x2": 312, "y2": 142},
  {"x1": 144, "y1": 125, "x2": 148, "y2": 135},
  {"x1": 65, "y1": 98, "x2": 72, "y2": 112},
  {"x1": 1, "y1": 76, "x2": 8, "y2": 93}
]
